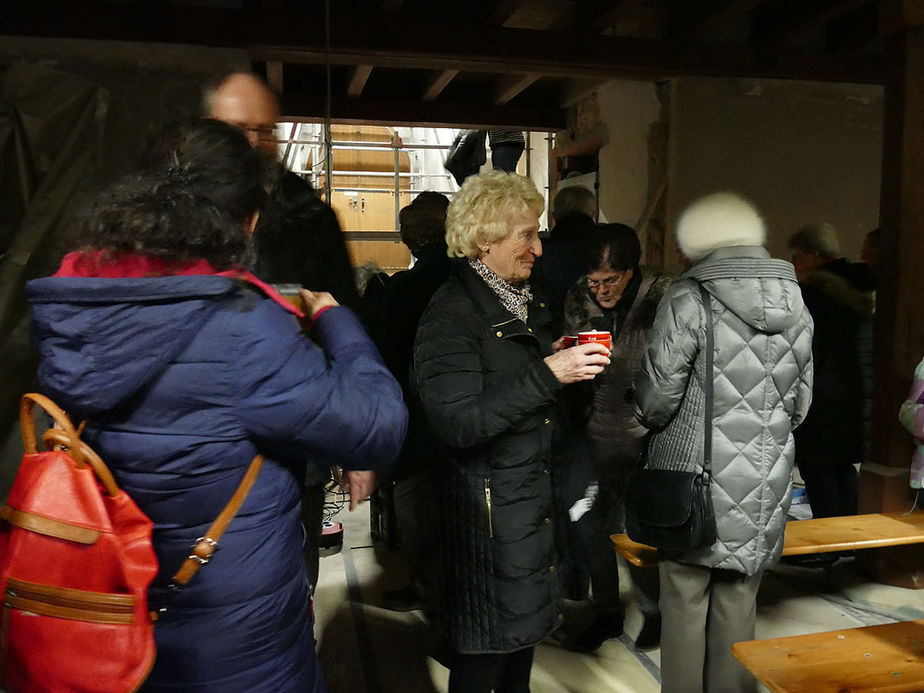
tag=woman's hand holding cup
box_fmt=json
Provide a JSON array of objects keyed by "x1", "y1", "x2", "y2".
[{"x1": 544, "y1": 342, "x2": 610, "y2": 384}]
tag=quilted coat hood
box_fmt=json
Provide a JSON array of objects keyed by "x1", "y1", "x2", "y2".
[
  {"x1": 686, "y1": 246, "x2": 804, "y2": 335},
  {"x1": 27, "y1": 275, "x2": 237, "y2": 417}
]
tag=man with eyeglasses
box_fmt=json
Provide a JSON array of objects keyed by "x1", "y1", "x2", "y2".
[
  {"x1": 205, "y1": 72, "x2": 365, "y2": 596},
  {"x1": 562, "y1": 223, "x2": 672, "y2": 653}
]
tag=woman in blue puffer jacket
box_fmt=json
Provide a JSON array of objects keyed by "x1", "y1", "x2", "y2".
[{"x1": 26, "y1": 119, "x2": 407, "y2": 692}]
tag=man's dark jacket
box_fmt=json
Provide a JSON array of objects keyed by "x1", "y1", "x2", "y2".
[
  {"x1": 375, "y1": 244, "x2": 453, "y2": 480},
  {"x1": 414, "y1": 259, "x2": 564, "y2": 653},
  {"x1": 254, "y1": 169, "x2": 359, "y2": 308},
  {"x1": 796, "y1": 258, "x2": 875, "y2": 466},
  {"x1": 531, "y1": 212, "x2": 596, "y2": 330}
]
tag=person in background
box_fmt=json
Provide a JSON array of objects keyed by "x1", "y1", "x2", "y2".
[
  {"x1": 205, "y1": 71, "x2": 365, "y2": 591},
  {"x1": 488, "y1": 130, "x2": 526, "y2": 173},
  {"x1": 414, "y1": 171, "x2": 609, "y2": 692},
  {"x1": 635, "y1": 192, "x2": 813, "y2": 693},
  {"x1": 26, "y1": 118, "x2": 407, "y2": 692},
  {"x1": 530, "y1": 185, "x2": 597, "y2": 330},
  {"x1": 788, "y1": 223, "x2": 874, "y2": 522},
  {"x1": 860, "y1": 227, "x2": 881, "y2": 282},
  {"x1": 899, "y1": 355, "x2": 924, "y2": 493},
  {"x1": 562, "y1": 223, "x2": 671, "y2": 651},
  {"x1": 374, "y1": 192, "x2": 452, "y2": 612}
]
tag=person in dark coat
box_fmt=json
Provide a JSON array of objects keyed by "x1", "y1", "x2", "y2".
[
  {"x1": 372, "y1": 192, "x2": 452, "y2": 612},
  {"x1": 788, "y1": 223, "x2": 875, "y2": 520},
  {"x1": 206, "y1": 72, "x2": 364, "y2": 593},
  {"x1": 414, "y1": 170, "x2": 610, "y2": 692},
  {"x1": 562, "y1": 224, "x2": 672, "y2": 651},
  {"x1": 530, "y1": 184, "x2": 597, "y2": 330},
  {"x1": 26, "y1": 119, "x2": 407, "y2": 692}
]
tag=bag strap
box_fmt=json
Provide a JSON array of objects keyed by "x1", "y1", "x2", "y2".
[
  {"x1": 169, "y1": 453, "x2": 264, "y2": 589},
  {"x1": 19, "y1": 393, "x2": 263, "y2": 591},
  {"x1": 695, "y1": 283, "x2": 714, "y2": 477}
]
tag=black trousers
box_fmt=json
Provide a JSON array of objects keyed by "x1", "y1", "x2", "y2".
[
  {"x1": 800, "y1": 464, "x2": 858, "y2": 518},
  {"x1": 448, "y1": 647, "x2": 535, "y2": 693}
]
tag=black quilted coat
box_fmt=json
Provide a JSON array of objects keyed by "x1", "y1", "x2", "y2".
[{"x1": 413, "y1": 259, "x2": 564, "y2": 654}]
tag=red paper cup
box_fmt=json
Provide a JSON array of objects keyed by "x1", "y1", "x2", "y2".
[
  {"x1": 578, "y1": 331, "x2": 612, "y2": 350},
  {"x1": 561, "y1": 335, "x2": 578, "y2": 349}
]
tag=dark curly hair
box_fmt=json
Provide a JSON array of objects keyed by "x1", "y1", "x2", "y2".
[
  {"x1": 80, "y1": 118, "x2": 265, "y2": 270},
  {"x1": 583, "y1": 223, "x2": 641, "y2": 272}
]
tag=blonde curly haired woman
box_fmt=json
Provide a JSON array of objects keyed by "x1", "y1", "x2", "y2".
[{"x1": 414, "y1": 171, "x2": 609, "y2": 692}]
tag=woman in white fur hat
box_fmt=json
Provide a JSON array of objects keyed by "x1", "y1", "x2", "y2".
[{"x1": 633, "y1": 192, "x2": 814, "y2": 693}]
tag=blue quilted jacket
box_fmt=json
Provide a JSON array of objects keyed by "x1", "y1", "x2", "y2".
[{"x1": 27, "y1": 274, "x2": 407, "y2": 692}]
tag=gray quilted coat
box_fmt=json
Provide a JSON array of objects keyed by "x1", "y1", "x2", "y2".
[{"x1": 634, "y1": 246, "x2": 814, "y2": 575}]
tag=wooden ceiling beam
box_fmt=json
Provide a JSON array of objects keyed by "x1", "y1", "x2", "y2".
[
  {"x1": 682, "y1": 0, "x2": 769, "y2": 38},
  {"x1": 485, "y1": 0, "x2": 528, "y2": 27},
  {"x1": 380, "y1": 0, "x2": 405, "y2": 14},
  {"x1": 347, "y1": 64, "x2": 373, "y2": 97},
  {"x1": 560, "y1": 78, "x2": 608, "y2": 107},
  {"x1": 266, "y1": 60, "x2": 284, "y2": 92},
  {"x1": 493, "y1": 73, "x2": 540, "y2": 105},
  {"x1": 753, "y1": 0, "x2": 874, "y2": 48},
  {"x1": 826, "y1": 3, "x2": 880, "y2": 52},
  {"x1": 422, "y1": 69, "x2": 459, "y2": 101},
  {"x1": 278, "y1": 92, "x2": 566, "y2": 130},
  {"x1": 0, "y1": 2, "x2": 884, "y2": 85}
]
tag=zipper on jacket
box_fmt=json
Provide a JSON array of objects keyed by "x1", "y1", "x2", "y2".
[{"x1": 484, "y1": 479, "x2": 494, "y2": 538}]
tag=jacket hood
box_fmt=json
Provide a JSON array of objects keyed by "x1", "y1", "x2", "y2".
[
  {"x1": 27, "y1": 275, "x2": 238, "y2": 417},
  {"x1": 686, "y1": 246, "x2": 804, "y2": 334}
]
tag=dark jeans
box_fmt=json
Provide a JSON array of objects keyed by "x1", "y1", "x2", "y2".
[
  {"x1": 491, "y1": 143, "x2": 525, "y2": 173},
  {"x1": 449, "y1": 648, "x2": 535, "y2": 693},
  {"x1": 583, "y1": 446, "x2": 660, "y2": 617},
  {"x1": 800, "y1": 464, "x2": 859, "y2": 518}
]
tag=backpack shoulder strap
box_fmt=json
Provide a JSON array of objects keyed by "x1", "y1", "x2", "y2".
[{"x1": 169, "y1": 453, "x2": 264, "y2": 589}]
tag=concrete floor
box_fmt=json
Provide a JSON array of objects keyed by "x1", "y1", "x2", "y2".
[{"x1": 314, "y1": 491, "x2": 924, "y2": 693}]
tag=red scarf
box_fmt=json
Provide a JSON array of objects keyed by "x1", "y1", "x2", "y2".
[{"x1": 55, "y1": 251, "x2": 305, "y2": 318}]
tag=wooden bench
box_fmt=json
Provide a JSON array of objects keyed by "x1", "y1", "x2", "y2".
[
  {"x1": 731, "y1": 619, "x2": 924, "y2": 692},
  {"x1": 611, "y1": 510, "x2": 924, "y2": 568}
]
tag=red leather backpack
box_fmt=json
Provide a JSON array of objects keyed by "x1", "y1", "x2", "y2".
[
  {"x1": 0, "y1": 394, "x2": 158, "y2": 692},
  {"x1": 1, "y1": 394, "x2": 263, "y2": 692}
]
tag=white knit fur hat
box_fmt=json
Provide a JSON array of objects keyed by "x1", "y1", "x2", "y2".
[{"x1": 676, "y1": 192, "x2": 766, "y2": 262}]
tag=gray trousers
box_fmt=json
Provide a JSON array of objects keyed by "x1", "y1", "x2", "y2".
[{"x1": 659, "y1": 560, "x2": 762, "y2": 693}]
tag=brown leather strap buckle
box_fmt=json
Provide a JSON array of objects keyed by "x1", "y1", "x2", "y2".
[{"x1": 188, "y1": 537, "x2": 218, "y2": 565}]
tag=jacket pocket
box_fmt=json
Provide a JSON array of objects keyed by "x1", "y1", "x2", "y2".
[
  {"x1": 484, "y1": 478, "x2": 494, "y2": 539},
  {"x1": 3, "y1": 578, "x2": 135, "y2": 625}
]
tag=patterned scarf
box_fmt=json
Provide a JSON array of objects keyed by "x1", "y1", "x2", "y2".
[{"x1": 468, "y1": 257, "x2": 532, "y2": 323}]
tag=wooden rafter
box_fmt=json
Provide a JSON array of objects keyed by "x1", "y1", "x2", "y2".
[
  {"x1": 682, "y1": 0, "x2": 769, "y2": 38},
  {"x1": 422, "y1": 70, "x2": 459, "y2": 101},
  {"x1": 347, "y1": 64, "x2": 373, "y2": 97},
  {"x1": 754, "y1": 0, "x2": 875, "y2": 48},
  {"x1": 0, "y1": 1, "x2": 885, "y2": 85},
  {"x1": 380, "y1": 0, "x2": 405, "y2": 14},
  {"x1": 278, "y1": 92, "x2": 565, "y2": 130},
  {"x1": 486, "y1": 0, "x2": 527, "y2": 27},
  {"x1": 493, "y1": 73, "x2": 540, "y2": 105},
  {"x1": 560, "y1": 78, "x2": 608, "y2": 108},
  {"x1": 266, "y1": 60, "x2": 283, "y2": 92}
]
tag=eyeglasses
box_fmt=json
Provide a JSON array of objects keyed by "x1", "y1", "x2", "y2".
[
  {"x1": 242, "y1": 126, "x2": 278, "y2": 141},
  {"x1": 587, "y1": 274, "x2": 623, "y2": 291}
]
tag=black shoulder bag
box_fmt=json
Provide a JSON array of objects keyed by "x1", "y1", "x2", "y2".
[{"x1": 624, "y1": 283, "x2": 718, "y2": 551}]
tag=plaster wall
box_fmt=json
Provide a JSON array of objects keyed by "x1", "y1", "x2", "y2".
[
  {"x1": 595, "y1": 80, "x2": 662, "y2": 230},
  {"x1": 666, "y1": 77, "x2": 883, "y2": 267}
]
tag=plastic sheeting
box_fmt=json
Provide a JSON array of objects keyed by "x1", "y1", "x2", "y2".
[{"x1": 0, "y1": 60, "x2": 108, "y2": 446}]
